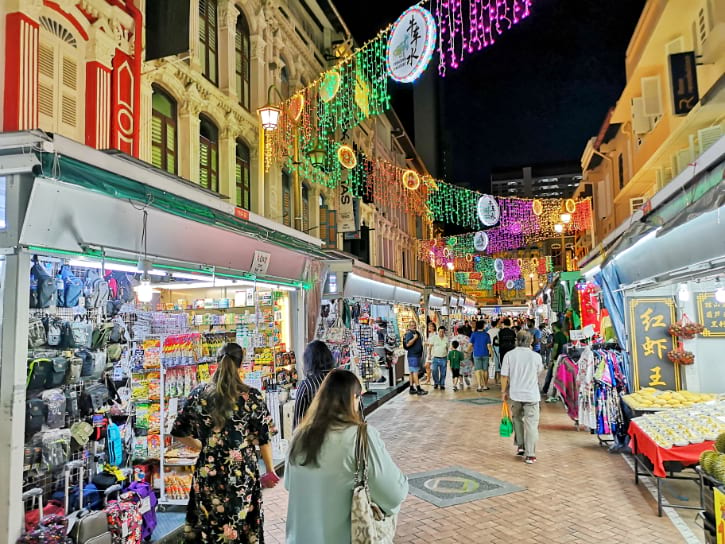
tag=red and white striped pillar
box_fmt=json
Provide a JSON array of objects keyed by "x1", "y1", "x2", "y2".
[
  {"x1": 85, "y1": 61, "x2": 112, "y2": 149},
  {"x1": 3, "y1": 12, "x2": 39, "y2": 131}
]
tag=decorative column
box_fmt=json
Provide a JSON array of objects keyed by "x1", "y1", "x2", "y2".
[
  {"x1": 111, "y1": 49, "x2": 136, "y2": 154},
  {"x1": 219, "y1": 124, "x2": 237, "y2": 204},
  {"x1": 138, "y1": 79, "x2": 154, "y2": 164},
  {"x1": 188, "y1": 0, "x2": 202, "y2": 72},
  {"x1": 178, "y1": 86, "x2": 203, "y2": 183},
  {"x1": 218, "y1": 0, "x2": 239, "y2": 101},
  {"x1": 85, "y1": 28, "x2": 116, "y2": 149},
  {"x1": 3, "y1": 11, "x2": 39, "y2": 131}
]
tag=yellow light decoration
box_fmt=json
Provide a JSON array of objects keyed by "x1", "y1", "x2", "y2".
[
  {"x1": 402, "y1": 169, "x2": 421, "y2": 191},
  {"x1": 531, "y1": 257, "x2": 539, "y2": 266},
  {"x1": 565, "y1": 198, "x2": 577, "y2": 213},
  {"x1": 288, "y1": 93, "x2": 305, "y2": 121},
  {"x1": 465, "y1": 254, "x2": 473, "y2": 262},
  {"x1": 424, "y1": 176, "x2": 439, "y2": 191},
  {"x1": 532, "y1": 199, "x2": 543, "y2": 216},
  {"x1": 337, "y1": 145, "x2": 357, "y2": 169},
  {"x1": 443, "y1": 248, "x2": 451, "y2": 258}
]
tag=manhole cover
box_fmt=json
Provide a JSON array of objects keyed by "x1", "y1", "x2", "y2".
[{"x1": 407, "y1": 467, "x2": 525, "y2": 507}]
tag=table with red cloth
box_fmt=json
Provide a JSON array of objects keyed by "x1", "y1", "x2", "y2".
[{"x1": 628, "y1": 420, "x2": 710, "y2": 516}]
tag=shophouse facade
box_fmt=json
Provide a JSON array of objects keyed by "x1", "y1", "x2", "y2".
[{"x1": 578, "y1": 0, "x2": 724, "y2": 251}]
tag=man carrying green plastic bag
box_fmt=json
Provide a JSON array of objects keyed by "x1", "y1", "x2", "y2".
[{"x1": 499, "y1": 403, "x2": 513, "y2": 437}]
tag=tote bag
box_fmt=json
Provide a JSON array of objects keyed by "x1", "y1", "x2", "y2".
[{"x1": 351, "y1": 424, "x2": 397, "y2": 544}]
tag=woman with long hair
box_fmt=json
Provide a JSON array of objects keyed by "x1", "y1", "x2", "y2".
[
  {"x1": 171, "y1": 343, "x2": 279, "y2": 543},
  {"x1": 292, "y1": 340, "x2": 335, "y2": 427},
  {"x1": 422, "y1": 321, "x2": 437, "y2": 385},
  {"x1": 285, "y1": 369, "x2": 408, "y2": 543}
]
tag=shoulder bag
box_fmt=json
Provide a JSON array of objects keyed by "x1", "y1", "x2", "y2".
[{"x1": 351, "y1": 423, "x2": 397, "y2": 544}]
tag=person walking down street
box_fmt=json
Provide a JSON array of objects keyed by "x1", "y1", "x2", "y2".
[
  {"x1": 455, "y1": 330, "x2": 474, "y2": 388},
  {"x1": 543, "y1": 322, "x2": 569, "y2": 402},
  {"x1": 448, "y1": 340, "x2": 464, "y2": 391},
  {"x1": 285, "y1": 369, "x2": 408, "y2": 544},
  {"x1": 470, "y1": 321, "x2": 492, "y2": 391},
  {"x1": 423, "y1": 321, "x2": 437, "y2": 385},
  {"x1": 488, "y1": 319, "x2": 501, "y2": 382},
  {"x1": 429, "y1": 326, "x2": 449, "y2": 390},
  {"x1": 294, "y1": 340, "x2": 335, "y2": 427},
  {"x1": 171, "y1": 343, "x2": 279, "y2": 543},
  {"x1": 501, "y1": 331, "x2": 544, "y2": 465},
  {"x1": 539, "y1": 323, "x2": 552, "y2": 367},
  {"x1": 403, "y1": 320, "x2": 429, "y2": 396},
  {"x1": 527, "y1": 319, "x2": 542, "y2": 354},
  {"x1": 496, "y1": 318, "x2": 517, "y2": 384}
]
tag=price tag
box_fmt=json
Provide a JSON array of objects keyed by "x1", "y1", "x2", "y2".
[
  {"x1": 122, "y1": 521, "x2": 129, "y2": 537},
  {"x1": 569, "y1": 329, "x2": 585, "y2": 341},
  {"x1": 140, "y1": 496, "x2": 152, "y2": 514}
]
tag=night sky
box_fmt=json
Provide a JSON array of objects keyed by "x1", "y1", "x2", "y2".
[{"x1": 335, "y1": 0, "x2": 646, "y2": 191}]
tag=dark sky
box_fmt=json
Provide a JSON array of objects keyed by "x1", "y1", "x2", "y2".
[{"x1": 335, "y1": 0, "x2": 646, "y2": 191}]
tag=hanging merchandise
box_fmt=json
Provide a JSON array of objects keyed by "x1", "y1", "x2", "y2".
[
  {"x1": 434, "y1": 0, "x2": 533, "y2": 76},
  {"x1": 386, "y1": 5, "x2": 437, "y2": 83}
]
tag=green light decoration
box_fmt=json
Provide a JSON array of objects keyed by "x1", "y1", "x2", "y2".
[
  {"x1": 447, "y1": 236, "x2": 457, "y2": 246},
  {"x1": 426, "y1": 183, "x2": 480, "y2": 229}
]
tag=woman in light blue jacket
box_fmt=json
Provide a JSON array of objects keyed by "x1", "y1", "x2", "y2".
[{"x1": 285, "y1": 369, "x2": 408, "y2": 543}]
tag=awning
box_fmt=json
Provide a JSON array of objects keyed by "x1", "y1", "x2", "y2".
[
  {"x1": 428, "y1": 294, "x2": 446, "y2": 309},
  {"x1": 343, "y1": 273, "x2": 421, "y2": 306}
]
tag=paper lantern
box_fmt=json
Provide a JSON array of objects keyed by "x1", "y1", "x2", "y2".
[
  {"x1": 402, "y1": 170, "x2": 420, "y2": 190},
  {"x1": 337, "y1": 145, "x2": 357, "y2": 169},
  {"x1": 477, "y1": 195, "x2": 500, "y2": 226},
  {"x1": 473, "y1": 231, "x2": 488, "y2": 252}
]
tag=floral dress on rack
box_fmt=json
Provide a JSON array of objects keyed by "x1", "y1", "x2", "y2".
[{"x1": 171, "y1": 384, "x2": 276, "y2": 544}]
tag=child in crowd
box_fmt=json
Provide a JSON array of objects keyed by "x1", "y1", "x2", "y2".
[
  {"x1": 448, "y1": 340, "x2": 463, "y2": 392},
  {"x1": 455, "y1": 331, "x2": 473, "y2": 389}
]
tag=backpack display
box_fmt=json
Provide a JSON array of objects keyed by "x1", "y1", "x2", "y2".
[
  {"x1": 65, "y1": 390, "x2": 80, "y2": 424},
  {"x1": 114, "y1": 273, "x2": 136, "y2": 304},
  {"x1": 28, "y1": 318, "x2": 47, "y2": 349},
  {"x1": 30, "y1": 261, "x2": 57, "y2": 309},
  {"x1": 27, "y1": 358, "x2": 53, "y2": 390},
  {"x1": 48, "y1": 357, "x2": 68, "y2": 387},
  {"x1": 106, "y1": 423, "x2": 123, "y2": 467},
  {"x1": 71, "y1": 320, "x2": 93, "y2": 348},
  {"x1": 60, "y1": 321, "x2": 76, "y2": 350},
  {"x1": 76, "y1": 349, "x2": 95, "y2": 378},
  {"x1": 41, "y1": 429, "x2": 71, "y2": 470},
  {"x1": 25, "y1": 398, "x2": 46, "y2": 438},
  {"x1": 41, "y1": 389, "x2": 67, "y2": 429},
  {"x1": 92, "y1": 323, "x2": 115, "y2": 350},
  {"x1": 66, "y1": 356, "x2": 83, "y2": 384},
  {"x1": 44, "y1": 317, "x2": 62, "y2": 347},
  {"x1": 80, "y1": 383, "x2": 110, "y2": 416},
  {"x1": 60, "y1": 265, "x2": 83, "y2": 308},
  {"x1": 84, "y1": 271, "x2": 110, "y2": 310}
]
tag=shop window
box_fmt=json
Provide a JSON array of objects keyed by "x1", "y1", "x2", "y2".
[
  {"x1": 37, "y1": 17, "x2": 81, "y2": 140},
  {"x1": 235, "y1": 12, "x2": 250, "y2": 109},
  {"x1": 235, "y1": 140, "x2": 251, "y2": 209},
  {"x1": 343, "y1": 223, "x2": 370, "y2": 263},
  {"x1": 282, "y1": 171, "x2": 292, "y2": 227},
  {"x1": 151, "y1": 86, "x2": 177, "y2": 175},
  {"x1": 280, "y1": 66, "x2": 290, "y2": 99},
  {"x1": 302, "y1": 184, "x2": 310, "y2": 232},
  {"x1": 199, "y1": 116, "x2": 219, "y2": 192},
  {"x1": 199, "y1": 0, "x2": 218, "y2": 85}
]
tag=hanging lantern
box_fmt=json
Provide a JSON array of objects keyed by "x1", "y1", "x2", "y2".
[
  {"x1": 319, "y1": 71, "x2": 341, "y2": 102},
  {"x1": 402, "y1": 170, "x2": 420, "y2": 190},
  {"x1": 337, "y1": 144, "x2": 357, "y2": 169},
  {"x1": 473, "y1": 231, "x2": 488, "y2": 252},
  {"x1": 565, "y1": 198, "x2": 577, "y2": 213},
  {"x1": 532, "y1": 199, "x2": 543, "y2": 216},
  {"x1": 307, "y1": 139, "x2": 327, "y2": 169},
  {"x1": 288, "y1": 93, "x2": 305, "y2": 121},
  {"x1": 257, "y1": 103, "x2": 281, "y2": 131},
  {"x1": 477, "y1": 195, "x2": 500, "y2": 226}
]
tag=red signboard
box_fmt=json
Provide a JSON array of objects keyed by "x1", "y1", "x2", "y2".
[{"x1": 234, "y1": 207, "x2": 250, "y2": 221}]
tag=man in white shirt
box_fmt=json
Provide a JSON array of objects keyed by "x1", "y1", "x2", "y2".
[
  {"x1": 428, "y1": 326, "x2": 450, "y2": 390},
  {"x1": 501, "y1": 330, "x2": 544, "y2": 465}
]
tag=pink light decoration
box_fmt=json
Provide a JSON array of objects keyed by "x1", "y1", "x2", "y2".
[{"x1": 435, "y1": 0, "x2": 533, "y2": 76}]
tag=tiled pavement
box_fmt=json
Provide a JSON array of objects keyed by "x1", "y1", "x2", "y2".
[{"x1": 261, "y1": 384, "x2": 690, "y2": 544}]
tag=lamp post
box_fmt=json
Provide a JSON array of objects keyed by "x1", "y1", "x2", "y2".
[
  {"x1": 554, "y1": 223, "x2": 564, "y2": 271},
  {"x1": 558, "y1": 213, "x2": 572, "y2": 272},
  {"x1": 528, "y1": 272, "x2": 534, "y2": 296},
  {"x1": 258, "y1": 84, "x2": 304, "y2": 232}
]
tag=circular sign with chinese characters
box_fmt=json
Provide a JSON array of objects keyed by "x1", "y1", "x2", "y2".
[
  {"x1": 473, "y1": 231, "x2": 488, "y2": 252},
  {"x1": 477, "y1": 195, "x2": 500, "y2": 227},
  {"x1": 386, "y1": 6, "x2": 437, "y2": 83}
]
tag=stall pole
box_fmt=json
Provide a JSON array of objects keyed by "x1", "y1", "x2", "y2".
[{"x1": 0, "y1": 250, "x2": 31, "y2": 542}]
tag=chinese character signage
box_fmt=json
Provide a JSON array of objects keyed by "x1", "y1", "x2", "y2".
[
  {"x1": 696, "y1": 293, "x2": 725, "y2": 337},
  {"x1": 628, "y1": 297, "x2": 680, "y2": 391},
  {"x1": 668, "y1": 52, "x2": 699, "y2": 116},
  {"x1": 250, "y1": 250, "x2": 271, "y2": 276},
  {"x1": 386, "y1": 6, "x2": 437, "y2": 83}
]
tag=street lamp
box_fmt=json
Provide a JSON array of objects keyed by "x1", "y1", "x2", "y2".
[
  {"x1": 257, "y1": 85, "x2": 285, "y2": 131},
  {"x1": 307, "y1": 138, "x2": 327, "y2": 169},
  {"x1": 528, "y1": 272, "x2": 534, "y2": 295}
]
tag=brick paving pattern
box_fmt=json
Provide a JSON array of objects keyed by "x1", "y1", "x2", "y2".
[{"x1": 261, "y1": 386, "x2": 687, "y2": 543}]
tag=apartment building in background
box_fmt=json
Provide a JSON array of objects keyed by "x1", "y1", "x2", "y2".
[{"x1": 490, "y1": 162, "x2": 583, "y2": 199}]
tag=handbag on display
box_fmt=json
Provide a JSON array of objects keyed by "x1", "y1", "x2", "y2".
[
  {"x1": 325, "y1": 315, "x2": 348, "y2": 345},
  {"x1": 350, "y1": 424, "x2": 397, "y2": 544}
]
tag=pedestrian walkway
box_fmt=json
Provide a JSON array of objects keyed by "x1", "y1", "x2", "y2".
[{"x1": 261, "y1": 385, "x2": 690, "y2": 543}]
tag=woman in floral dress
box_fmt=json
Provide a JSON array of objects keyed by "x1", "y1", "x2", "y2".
[{"x1": 171, "y1": 343, "x2": 279, "y2": 543}]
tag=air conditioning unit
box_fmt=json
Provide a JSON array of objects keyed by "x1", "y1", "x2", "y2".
[
  {"x1": 631, "y1": 97, "x2": 653, "y2": 135},
  {"x1": 698, "y1": 125, "x2": 723, "y2": 155},
  {"x1": 630, "y1": 197, "x2": 647, "y2": 214}
]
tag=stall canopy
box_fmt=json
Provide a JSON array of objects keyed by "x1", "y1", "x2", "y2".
[
  {"x1": 428, "y1": 294, "x2": 446, "y2": 309},
  {"x1": 343, "y1": 273, "x2": 421, "y2": 306}
]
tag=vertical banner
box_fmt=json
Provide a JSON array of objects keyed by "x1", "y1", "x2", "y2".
[
  {"x1": 628, "y1": 297, "x2": 680, "y2": 391},
  {"x1": 343, "y1": 199, "x2": 361, "y2": 240},
  {"x1": 668, "y1": 52, "x2": 699, "y2": 116},
  {"x1": 338, "y1": 178, "x2": 356, "y2": 233},
  {"x1": 696, "y1": 292, "x2": 725, "y2": 337}
]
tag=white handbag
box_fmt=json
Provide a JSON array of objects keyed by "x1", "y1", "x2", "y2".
[{"x1": 350, "y1": 424, "x2": 397, "y2": 544}]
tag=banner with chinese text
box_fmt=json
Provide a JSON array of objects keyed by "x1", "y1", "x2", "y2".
[
  {"x1": 628, "y1": 297, "x2": 680, "y2": 391},
  {"x1": 715, "y1": 486, "x2": 724, "y2": 544},
  {"x1": 696, "y1": 293, "x2": 725, "y2": 337}
]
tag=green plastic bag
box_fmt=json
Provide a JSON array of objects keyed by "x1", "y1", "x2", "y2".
[{"x1": 500, "y1": 403, "x2": 513, "y2": 437}]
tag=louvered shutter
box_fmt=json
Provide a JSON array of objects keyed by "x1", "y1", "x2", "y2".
[
  {"x1": 326, "y1": 209, "x2": 337, "y2": 249},
  {"x1": 38, "y1": 43, "x2": 55, "y2": 124},
  {"x1": 319, "y1": 206, "x2": 329, "y2": 243},
  {"x1": 641, "y1": 76, "x2": 663, "y2": 118}
]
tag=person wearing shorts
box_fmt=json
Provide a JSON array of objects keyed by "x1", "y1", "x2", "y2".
[
  {"x1": 403, "y1": 320, "x2": 428, "y2": 396},
  {"x1": 470, "y1": 320, "x2": 492, "y2": 391}
]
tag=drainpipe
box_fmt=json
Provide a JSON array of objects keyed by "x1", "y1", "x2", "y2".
[{"x1": 126, "y1": 0, "x2": 143, "y2": 158}]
